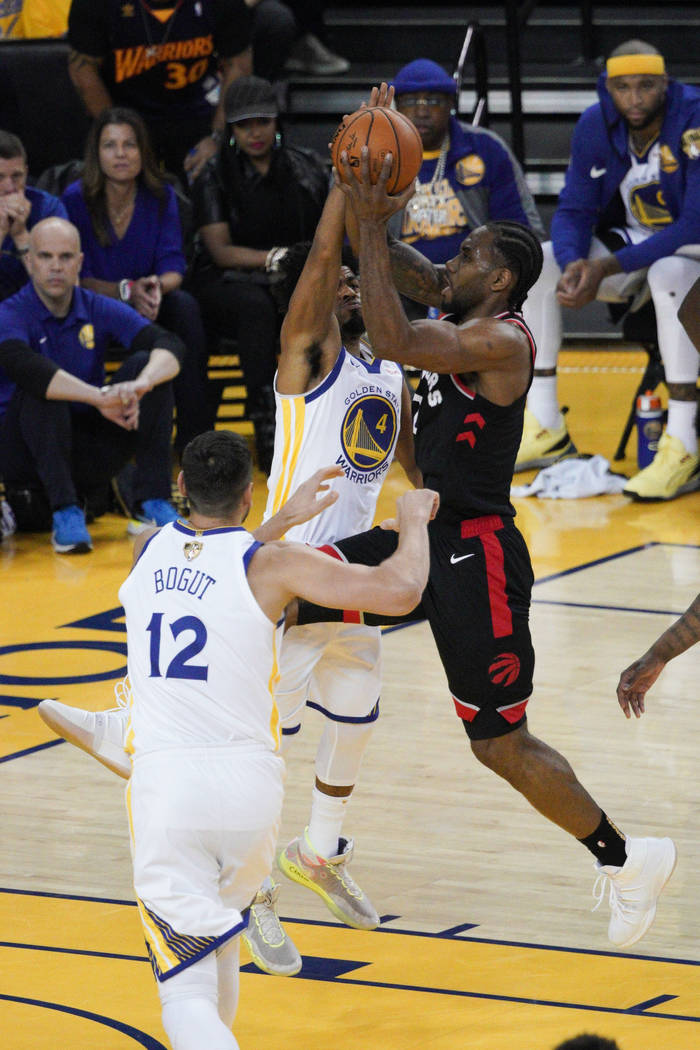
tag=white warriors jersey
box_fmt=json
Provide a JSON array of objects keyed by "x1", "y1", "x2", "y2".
[
  {"x1": 265, "y1": 343, "x2": 405, "y2": 545},
  {"x1": 118, "y1": 521, "x2": 281, "y2": 755}
]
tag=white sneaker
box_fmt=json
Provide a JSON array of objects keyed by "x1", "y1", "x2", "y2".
[
  {"x1": 38, "y1": 683, "x2": 132, "y2": 779},
  {"x1": 279, "y1": 829, "x2": 379, "y2": 930},
  {"x1": 593, "y1": 836, "x2": 677, "y2": 948},
  {"x1": 242, "y1": 877, "x2": 302, "y2": 976}
]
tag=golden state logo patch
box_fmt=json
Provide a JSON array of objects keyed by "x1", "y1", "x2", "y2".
[
  {"x1": 659, "y1": 144, "x2": 679, "y2": 173},
  {"x1": 681, "y1": 127, "x2": 700, "y2": 159},
  {"x1": 455, "y1": 154, "x2": 485, "y2": 186},
  {"x1": 340, "y1": 394, "x2": 397, "y2": 472},
  {"x1": 78, "y1": 324, "x2": 95, "y2": 350}
]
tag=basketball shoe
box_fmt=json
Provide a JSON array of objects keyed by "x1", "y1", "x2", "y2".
[
  {"x1": 38, "y1": 685, "x2": 131, "y2": 779},
  {"x1": 278, "y1": 829, "x2": 379, "y2": 930},
  {"x1": 623, "y1": 432, "x2": 700, "y2": 501},
  {"x1": 592, "y1": 836, "x2": 677, "y2": 948},
  {"x1": 242, "y1": 877, "x2": 302, "y2": 976},
  {"x1": 514, "y1": 407, "x2": 577, "y2": 472}
]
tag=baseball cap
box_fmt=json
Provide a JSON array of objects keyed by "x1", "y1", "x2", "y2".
[
  {"x1": 224, "y1": 76, "x2": 279, "y2": 124},
  {"x1": 392, "y1": 58, "x2": 457, "y2": 98}
]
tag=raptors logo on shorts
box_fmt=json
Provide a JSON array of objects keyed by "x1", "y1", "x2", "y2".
[{"x1": 489, "y1": 652, "x2": 521, "y2": 687}]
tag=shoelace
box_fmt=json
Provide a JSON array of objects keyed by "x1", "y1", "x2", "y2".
[
  {"x1": 592, "y1": 873, "x2": 631, "y2": 920},
  {"x1": 253, "y1": 883, "x2": 285, "y2": 943}
]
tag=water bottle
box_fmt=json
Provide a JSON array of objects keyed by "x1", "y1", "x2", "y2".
[{"x1": 635, "y1": 390, "x2": 663, "y2": 469}]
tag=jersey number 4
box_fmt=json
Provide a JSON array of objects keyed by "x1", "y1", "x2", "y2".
[{"x1": 147, "y1": 612, "x2": 208, "y2": 680}]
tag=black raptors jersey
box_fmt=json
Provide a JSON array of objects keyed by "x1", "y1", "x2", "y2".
[{"x1": 413, "y1": 312, "x2": 535, "y2": 523}]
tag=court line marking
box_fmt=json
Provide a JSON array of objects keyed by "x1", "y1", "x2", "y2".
[{"x1": 0, "y1": 993, "x2": 168, "y2": 1048}]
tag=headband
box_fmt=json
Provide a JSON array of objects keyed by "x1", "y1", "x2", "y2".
[{"x1": 606, "y1": 54, "x2": 665, "y2": 78}]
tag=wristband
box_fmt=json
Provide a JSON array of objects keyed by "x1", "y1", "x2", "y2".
[
  {"x1": 119, "y1": 279, "x2": 133, "y2": 303},
  {"x1": 210, "y1": 129, "x2": 223, "y2": 145}
]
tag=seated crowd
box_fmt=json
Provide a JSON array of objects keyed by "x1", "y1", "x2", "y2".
[{"x1": 0, "y1": 28, "x2": 699, "y2": 555}]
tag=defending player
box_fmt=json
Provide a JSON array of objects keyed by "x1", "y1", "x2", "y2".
[{"x1": 116, "y1": 429, "x2": 436, "y2": 1050}]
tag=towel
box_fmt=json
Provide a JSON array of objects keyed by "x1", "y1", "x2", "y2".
[{"x1": 511, "y1": 454, "x2": 628, "y2": 499}]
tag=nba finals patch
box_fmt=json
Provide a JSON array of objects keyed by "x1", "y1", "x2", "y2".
[
  {"x1": 455, "y1": 154, "x2": 486, "y2": 186},
  {"x1": 681, "y1": 128, "x2": 700, "y2": 159},
  {"x1": 183, "y1": 540, "x2": 203, "y2": 560},
  {"x1": 658, "y1": 144, "x2": 679, "y2": 173}
]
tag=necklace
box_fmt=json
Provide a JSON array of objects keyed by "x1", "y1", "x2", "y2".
[
  {"x1": 409, "y1": 135, "x2": 449, "y2": 216},
  {"x1": 138, "y1": 0, "x2": 185, "y2": 58},
  {"x1": 108, "y1": 189, "x2": 137, "y2": 229}
]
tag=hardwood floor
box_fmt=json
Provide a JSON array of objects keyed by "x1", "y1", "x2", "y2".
[{"x1": 1, "y1": 349, "x2": 698, "y2": 1050}]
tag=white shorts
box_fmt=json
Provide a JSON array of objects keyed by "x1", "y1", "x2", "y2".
[
  {"x1": 276, "y1": 622, "x2": 382, "y2": 728},
  {"x1": 127, "y1": 743, "x2": 285, "y2": 981}
]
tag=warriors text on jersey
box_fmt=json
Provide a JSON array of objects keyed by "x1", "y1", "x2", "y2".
[
  {"x1": 265, "y1": 343, "x2": 405, "y2": 545},
  {"x1": 118, "y1": 521, "x2": 281, "y2": 754},
  {"x1": 412, "y1": 312, "x2": 536, "y2": 523}
]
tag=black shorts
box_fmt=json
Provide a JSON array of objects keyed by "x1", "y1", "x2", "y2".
[{"x1": 308, "y1": 514, "x2": 535, "y2": 740}]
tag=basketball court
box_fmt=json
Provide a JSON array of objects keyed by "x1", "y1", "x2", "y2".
[{"x1": 1, "y1": 349, "x2": 698, "y2": 1049}]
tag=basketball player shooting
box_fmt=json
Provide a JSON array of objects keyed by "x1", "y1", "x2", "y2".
[{"x1": 298, "y1": 82, "x2": 678, "y2": 950}]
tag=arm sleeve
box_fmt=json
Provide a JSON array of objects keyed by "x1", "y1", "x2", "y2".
[
  {"x1": 153, "y1": 186, "x2": 186, "y2": 276},
  {"x1": 550, "y1": 109, "x2": 606, "y2": 270},
  {"x1": 130, "y1": 323, "x2": 186, "y2": 367},
  {"x1": 213, "y1": 0, "x2": 252, "y2": 57},
  {"x1": 67, "y1": 0, "x2": 109, "y2": 56},
  {"x1": 0, "y1": 339, "x2": 60, "y2": 397}
]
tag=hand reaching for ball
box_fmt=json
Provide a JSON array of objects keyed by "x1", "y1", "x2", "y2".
[
  {"x1": 330, "y1": 83, "x2": 422, "y2": 194},
  {"x1": 335, "y1": 145, "x2": 418, "y2": 225}
]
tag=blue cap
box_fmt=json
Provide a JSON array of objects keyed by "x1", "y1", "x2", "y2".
[{"x1": 392, "y1": 59, "x2": 457, "y2": 98}]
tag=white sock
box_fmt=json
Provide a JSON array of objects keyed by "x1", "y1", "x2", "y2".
[
  {"x1": 527, "y1": 376, "x2": 562, "y2": 430},
  {"x1": 307, "y1": 787, "x2": 350, "y2": 857},
  {"x1": 666, "y1": 399, "x2": 699, "y2": 456}
]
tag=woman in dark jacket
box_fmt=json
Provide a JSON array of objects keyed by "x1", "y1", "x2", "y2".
[{"x1": 189, "y1": 75, "x2": 328, "y2": 473}]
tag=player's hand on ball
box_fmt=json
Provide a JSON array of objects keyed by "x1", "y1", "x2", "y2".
[{"x1": 337, "y1": 148, "x2": 416, "y2": 222}]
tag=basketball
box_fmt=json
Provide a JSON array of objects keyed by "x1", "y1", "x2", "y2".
[{"x1": 330, "y1": 107, "x2": 423, "y2": 194}]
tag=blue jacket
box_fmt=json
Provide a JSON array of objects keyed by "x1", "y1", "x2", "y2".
[
  {"x1": 388, "y1": 115, "x2": 544, "y2": 264},
  {"x1": 551, "y1": 75, "x2": 700, "y2": 273}
]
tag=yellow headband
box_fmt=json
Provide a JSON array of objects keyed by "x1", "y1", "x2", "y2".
[{"x1": 606, "y1": 54, "x2": 665, "y2": 78}]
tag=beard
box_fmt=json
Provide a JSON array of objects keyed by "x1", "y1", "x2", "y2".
[{"x1": 340, "y1": 310, "x2": 366, "y2": 341}]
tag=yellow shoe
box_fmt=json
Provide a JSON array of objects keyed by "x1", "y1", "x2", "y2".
[
  {"x1": 515, "y1": 407, "x2": 577, "y2": 472},
  {"x1": 623, "y1": 432, "x2": 700, "y2": 501}
]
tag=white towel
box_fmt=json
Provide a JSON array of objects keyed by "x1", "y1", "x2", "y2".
[{"x1": 511, "y1": 455, "x2": 628, "y2": 499}]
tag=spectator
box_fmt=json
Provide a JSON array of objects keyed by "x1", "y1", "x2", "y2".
[
  {"x1": 0, "y1": 130, "x2": 67, "y2": 301},
  {"x1": 0, "y1": 0, "x2": 69, "y2": 38},
  {"x1": 61, "y1": 106, "x2": 212, "y2": 457},
  {"x1": 283, "y1": 1, "x2": 349, "y2": 76},
  {"x1": 518, "y1": 40, "x2": 700, "y2": 502},
  {"x1": 66, "y1": 0, "x2": 253, "y2": 183},
  {"x1": 617, "y1": 589, "x2": 700, "y2": 718},
  {"x1": 0, "y1": 217, "x2": 184, "y2": 552},
  {"x1": 189, "y1": 74, "x2": 327, "y2": 473},
  {"x1": 554, "y1": 1037, "x2": 621, "y2": 1050},
  {"x1": 389, "y1": 58, "x2": 544, "y2": 317}
]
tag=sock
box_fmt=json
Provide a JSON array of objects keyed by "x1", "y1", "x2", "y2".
[
  {"x1": 307, "y1": 786, "x2": 350, "y2": 858},
  {"x1": 665, "y1": 399, "x2": 699, "y2": 456},
  {"x1": 579, "y1": 812, "x2": 627, "y2": 868},
  {"x1": 527, "y1": 376, "x2": 562, "y2": 430}
]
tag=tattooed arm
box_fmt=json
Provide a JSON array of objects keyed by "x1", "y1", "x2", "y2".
[
  {"x1": 386, "y1": 236, "x2": 447, "y2": 308},
  {"x1": 617, "y1": 593, "x2": 700, "y2": 718},
  {"x1": 68, "y1": 51, "x2": 111, "y2": 118}
]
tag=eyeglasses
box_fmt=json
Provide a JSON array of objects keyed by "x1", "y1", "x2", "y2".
[{"x1": 396, "y1": 96, "x2": 448, "y2": 109}]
